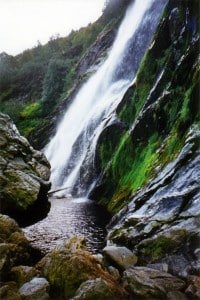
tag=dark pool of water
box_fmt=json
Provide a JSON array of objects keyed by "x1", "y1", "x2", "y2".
[{"x1": 23, "y1": 197, "x2": 111, "y2": 254}]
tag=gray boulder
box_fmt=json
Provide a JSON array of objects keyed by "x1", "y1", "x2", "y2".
[
  {"x1": 103, "y1": 245, "x2": 137, "y2": 269},
  {"x1": 72, "y1": 278, "x2": 126, "y2": 300},
  {"x1": 19, "y1": 277, "x2": 50, "y2": 300}
]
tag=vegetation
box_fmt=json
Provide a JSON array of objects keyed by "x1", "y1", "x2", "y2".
[
  {"x1": 0, "y1": 1, "x2": 128, "y2": 138},
  {"x1": 95, "y1": 0, "x2": 200, "y2": 213}
]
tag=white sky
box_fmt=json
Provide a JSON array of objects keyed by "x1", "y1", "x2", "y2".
[{"x1": 0, "y1": 0, "x2": 105, "y2": 56}]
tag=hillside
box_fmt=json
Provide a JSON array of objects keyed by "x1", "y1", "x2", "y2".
[{"x1": 0, "y1": 0, "x2": 131, "y2": 147}]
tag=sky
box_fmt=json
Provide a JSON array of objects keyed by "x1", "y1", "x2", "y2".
[{"x1": 0, "y1": 0, "x2": 105, "y2": 56}]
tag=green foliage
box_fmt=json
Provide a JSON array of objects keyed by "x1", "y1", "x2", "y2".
[
  {"x1": 107, "y1": 133, "x2": 160, "y2": 212},
  {"x1": 41, "y1": 59, "x2": 68, "y2": 115},
  {"x1": 140, "y1": 236, "x2": 177, "y2": 261},
  {"x1": 0, "y1": 100, "x2": 25, "y2": 124},
  {"x1": 17, "y1": 101, "x2": 42, "y2": 136},
  {"x1": 0, "y1": 10, "x2": 115, "y2": 136},
  {"x1": 20, "y1": 101, "x2": 41, "y2": 119}
]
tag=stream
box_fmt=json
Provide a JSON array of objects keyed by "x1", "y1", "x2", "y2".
[{"x1": 23, "y1": 197, "x2": 110, "y2": 254}]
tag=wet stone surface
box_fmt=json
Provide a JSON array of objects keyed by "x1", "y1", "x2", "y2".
[{"x1": 23, "y1": 197, "x2": 110, "y2": 254}]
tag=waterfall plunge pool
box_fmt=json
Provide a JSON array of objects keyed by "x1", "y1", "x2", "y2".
[{"x1": 23, "y1": 197, "x2": 111, "y2": 254}]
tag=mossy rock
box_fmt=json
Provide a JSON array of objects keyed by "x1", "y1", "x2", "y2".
[
  {"x1": 0, "y1": 214, "x2": 31, "y2": 281},
  {"x1": 0, "y1": 113, "x2": 51, "y2": 225},
  {"x1": 37, "y1": 237, "x2": 126, "y2": 300}
]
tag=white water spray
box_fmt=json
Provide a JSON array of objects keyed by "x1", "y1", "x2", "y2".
[{"x1": 45, "y1": 0, "x2": 166, "y2": 196}]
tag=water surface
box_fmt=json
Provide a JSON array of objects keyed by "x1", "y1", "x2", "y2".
[{"x1": 23, "y1": 197, "x2": 110, "y2": 254}]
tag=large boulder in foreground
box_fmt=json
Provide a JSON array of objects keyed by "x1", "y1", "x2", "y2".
[
  {"x1": 0, "y1": 113, "x2": 51, "y2": 225},
  {"x1": 37, "y1": 237, "x2": 127, "y2": 300}
]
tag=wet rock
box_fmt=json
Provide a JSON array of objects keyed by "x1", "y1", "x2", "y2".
[
  {"x1": 123, "y1": 267, "x2": 185, "y2": 299},
  {"x1": 103, "y1": 245, "x2": 137, "y2": 270},
  {"x1": 0, "y1": 113, "x2": 51, "y2": 225},
  {"x1": 19, "y1": 277, "x2": 50, "y2": 300},
  {"x1": 37, "y1": 237, "x2": 127, "y2": 299},
  {"x1": 72, "y1": 278, "x2": 126, "y2": 300},
  {"x1": 0, "y1": 214, "x2": 30, "y2": 280},
  {"x1": 107, "y1": 266, "x2": 121, "y2": 281},
  {"x1": 0, "y1": 282, "x2": 21, "y2": 300},
  {"x1": 77, "y1": 28, "x2": 116, "y2": 78},
  {"x1": 10, "y1": 265, "x2": 39, "y2": 287},
  {"x1": 106, "y1": 127, "x2": 200, "y2": 277}
]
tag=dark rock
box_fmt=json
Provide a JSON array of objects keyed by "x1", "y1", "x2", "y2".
[
  {"x1": 103, "y1": 245, "x2": 137, "y2": 270},
  {"x1": 19, "y1": 277, "x2": 50, "y2": 300},
  {"x1": 0, "y1": 214, "x2": 31, "y2": 281},
  {"x1": 10, "y1": 265, "x2": 39, "y2": 287},
  {"x1": 72, "y1": 278, "x2": 127, "y2": 300},
  {"x1": 166, "y1": 290, "x2": 188, "y2": 300},
  {"x1": 123, "y1": 267, "x2": 185, "y2": 299},
  {"x1": 0, "y1": 281, "x2": 21, "y2": 300},
  {"x1": 76, "y1": 28, "x2": 116, "y2": 78},
  {"x1": 0, "y1": 113, "x2": 51, "y2": 225}
]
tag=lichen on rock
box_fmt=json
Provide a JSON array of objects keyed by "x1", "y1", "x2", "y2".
[{"x1": 0, "y1": 113, "x2": 51, "y2": 225}]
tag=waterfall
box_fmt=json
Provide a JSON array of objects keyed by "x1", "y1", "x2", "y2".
[{"x1": 45, "y1": 0, "x2": 166, "y2": 197}]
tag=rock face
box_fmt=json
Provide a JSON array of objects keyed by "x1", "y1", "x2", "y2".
[
  {"x1": 0, "y1": 113, "x2": 51, "y2": 225},
  {"x1": 89, "y1": 0, "x2": 200, "y2": 295}
]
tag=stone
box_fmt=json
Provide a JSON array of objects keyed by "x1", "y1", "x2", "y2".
[
  {"x1": 0, "y1": 214, "x2": 30, "y2": 280},
  {"x1": 107, "y1": 266, "x2": 121, "y2": 281},
  {"x1": 185, "y1": 275, "x2": 200, "y2": 299},
  {"x1": 103, "y1": 245, "x2": 137, "y2": 269},
  {"x1": 123, "y1": 267, "x2": 185, "y2": 299},
  {"x1": 0, "y1": 282, "x2": 21, "y2": 300},
  {"x1": 72, "y1": 278, "x2": 127, "y2": 300},
  {"x1": 0, "y1": 113, "x2": 51, "y2": 225},
  {"x1": 166, "y1": 290, "x2": 187, "y2": 300},
  {"x1": 37, "y1": 237, "x2": 127, "y2": 299},
  {"x1": 10, "y1": 265, "x2": 39, "y2": 287},
  {"x1": 19, "y1": 277, "x2": 50, "y2": 300}
]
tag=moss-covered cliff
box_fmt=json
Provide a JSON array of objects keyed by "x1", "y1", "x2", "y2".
[{"x1": 91, "y1": 0, "x2": 200, "y2": 213}]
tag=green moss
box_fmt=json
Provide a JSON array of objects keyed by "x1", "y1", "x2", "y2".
[
  {"x1": 140, "y1": 236, "x2": 177, "y2": 261},
  {"x1": 20, "y1": 101, "x2": 41, "y2": 119},
  {"x1": 107, "y1": 133, "x2": 160, "y2": 212}
]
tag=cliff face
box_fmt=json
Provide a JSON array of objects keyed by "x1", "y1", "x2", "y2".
[{"x1": 90, "y1": 0, "x2": 199, "y2": 279}]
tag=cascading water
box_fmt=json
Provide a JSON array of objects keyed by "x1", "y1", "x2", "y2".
[{"x1": 45, "y1": 0, "x2": 166, "y2": 197}]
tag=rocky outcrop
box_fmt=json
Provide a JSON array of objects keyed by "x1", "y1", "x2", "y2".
[
  {"x1": 76, "y1": 28, "x2": 117, "y2": 78},
  {"x1": 0, "y1": 113, "x2": 51, "y2": 225},
  {"x1": 88, "y1": 1, "x2": 200, "y2": 298}
]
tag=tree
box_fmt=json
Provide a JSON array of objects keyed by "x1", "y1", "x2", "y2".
[{"x1": 41, "y1": 58, "x2": 68, "y2": 115}]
